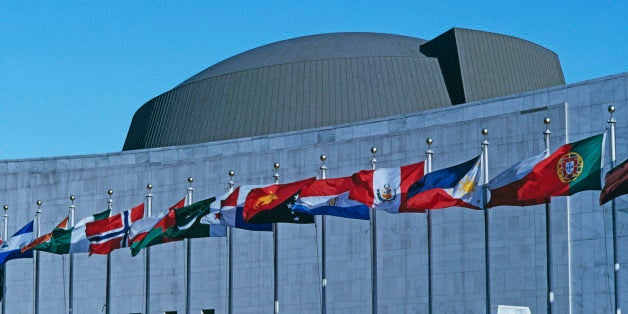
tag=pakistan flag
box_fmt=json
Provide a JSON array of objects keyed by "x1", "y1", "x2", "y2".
[{"x1": 164, "y1": 197, "x2": 226, "y2": 239}]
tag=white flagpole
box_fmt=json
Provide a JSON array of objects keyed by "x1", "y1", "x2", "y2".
[
  {"x1": 227, "y1": 170, "x2": 235, "y2": 314},
  {"x1": 105, "y1": 189, "x2": 113, "y2": 314},
  {"x1": 543, "y1": 118, "x2": 554, "y2": 314},
  {"x1": 68, "y1": 195, "x2": 76, "y2": 314},
  {"x1": 145, "y1": 184, "x2": 153, "y2": 314},
  {"x1": 320, "y1": 154, "x2": 328, "y2": 314},
  {"x1": 608, "y1": 105, "x2": 621, "y2": 314},
  {"x1": 481, "y1": 129, "x2": 491, "y2": 314},
  {"x1": 273, "y1": 162, "x2": 280, "y2": 314},
  {"x1": 1, "y1": 205, "x2": 7, "y2": 314},
  {"x1": 34, "y1": 200, "x2": 42, "y2": 314},
  {"x1": 186, "y1": 177, "x2": 194, "y2": 314},
  {"x1": 425, "y1": 138, "x2": 434, "y2": 314},
  {"x1": 369, "y1": 147, "x2": 378, "y2": 314}
]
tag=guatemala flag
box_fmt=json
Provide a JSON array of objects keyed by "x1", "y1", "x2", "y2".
[
  {"x1": 406, "y1": 156, "x2": 483, "y2": 210},
  {"x1": 0, "y1": 220, "x2": 34, "y2": 265}
]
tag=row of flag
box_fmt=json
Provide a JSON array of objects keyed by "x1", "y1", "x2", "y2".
[{"x1": 0, "y1": 133, "x2": 625, "y2": 265}]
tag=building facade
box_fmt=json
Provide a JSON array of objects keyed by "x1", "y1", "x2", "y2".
[{"x1": 0, "y1": 29, "x2": 625, "y2": 314}]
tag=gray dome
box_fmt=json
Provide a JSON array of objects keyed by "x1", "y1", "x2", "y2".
[{"x1": 123, "y1": 29, "x2": 564, "y2": 150}]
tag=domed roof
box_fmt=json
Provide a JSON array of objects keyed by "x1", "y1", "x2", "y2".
[
  {"x1": 123, "y1": 29, "x2": 564, "y2": 151},
  {"x1": 178, "y1": 32, "x2": 430, "y2": 87}
]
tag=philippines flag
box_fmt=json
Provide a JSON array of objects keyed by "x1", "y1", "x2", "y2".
[
  {"x1": 406, "y1": 156, "x2": 483, "y2": 210},
  {"x1": 201, "y1": 186, "x2": 273, "y2": 231},
  {"x1": 86, "y1": 204, "x2": 145, "y2": 255},
  {"x1": 0, "y1": 220, "x2": 34, "y2": 265},
  {"x1": 349, "y1": 161, "x2": 425, "y2": 213},
  {"x1": 293, "y1": 176, "x2": 370, "y2": 220}
]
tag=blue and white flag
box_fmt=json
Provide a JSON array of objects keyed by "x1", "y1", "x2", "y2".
[
  {"x1": 293, "y1": 177, "x2": 370, "y2": 220},
  {"x1": 0, "y1": 220, "x2": 34, "y2": 265}
]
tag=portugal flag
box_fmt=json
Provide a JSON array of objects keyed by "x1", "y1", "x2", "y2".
[{"x1": 516, "y1": 134, "x2": 604, "y2": 201}]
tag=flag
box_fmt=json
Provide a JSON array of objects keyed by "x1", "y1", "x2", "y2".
[
  {"x1": 406, "y1": 156, "x2": 483, "y2": 210},
  {"x1": 293, "y1": 176, "x2": 370, "y2": 219},
  {"x1": 162, "y1": 197, "x2": 226, "y2": 239},
  {"x1": 31, "y1": 209, "x2": 110, "y2": 254},
  {"x1": 349, "y1": 161, "x2": 425, "y2": 213},
  {"x1": 21, "y1": 216, "x2": 69, "y2": 253},
  {"x1": 130, "y1": 198, "x2": 185, "y2": 257},
  {"x1": 86, "y1": 204, "x2": 144, "y2": 255},
  {"x1": 516, "y1": 134, "x2": 604, "y2": 201},
  {"x1": 243, "y1": 178, "x2": 316, "y2": 224},
  {"x1": 0, "y1": 220, "x2": 34, "y2": 265},
  {"x1": 127, "y1": 213, "x2": 166, "y2": 246},
  {"x1": 600, "y1": 158, "x2": 628, "y2": 205},
  {"x1": 201, "y1": 186, "x2": 273, "y2": 231},
  {"x1": 486, "y1": 150, "x2": 549, "y2": 208}
]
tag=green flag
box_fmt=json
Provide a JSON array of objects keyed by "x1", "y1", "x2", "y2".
[
  {"x1": 163, "y1": 197, "x2": 226, "y2": 239},
  {"x1": 33, "y1": 209, "x2": 110, "y2": 254}
]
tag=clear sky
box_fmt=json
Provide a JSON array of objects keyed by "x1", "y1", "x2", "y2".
[{"x1": 1, "y1": 1, "x2": 626, "y2": 160}]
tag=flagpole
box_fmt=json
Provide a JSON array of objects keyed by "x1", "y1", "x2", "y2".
[
  {"x1": 543, "y1": 118, "x2": 554, "y2": 314},
  {"x1": 34, "y1": 200, "x2": 42, "y2": 314},
  {"x1": 1, "y1": 205, "x2": 7, "y2": 314},
  {"x1": 273, "y1": 162, "x2": 280, "y2": 314},
  {"x1": 186, "y1": 177, "x2": 194, "y2": 314},
  {"x1": 227, "y1": 170, "x2": 235, "y2": 314},
  {"x1": 481, "y1": 129, "x2": 491, "y2": 314},
  {"x1": 145, "y1": 184, "x2": 153, "y2": 314},
  {"x1": 370, "y1": 146, "x2": 378, "y2": 314},
  {"x1": 106, "y1": 189, "x2": 113, "y2": 314},
  {"x1": 425, "y1": 138, "x2": 434, "y2": 314},
  {"x1": 320, "y1": 154, "x2": 328, "y2": 314},
  {"x1": 608, "y1": 105, "x2": 621, "y2": 314},
  {"x1": 68, "y1": 195, "x2": 75, "y2": 314}
]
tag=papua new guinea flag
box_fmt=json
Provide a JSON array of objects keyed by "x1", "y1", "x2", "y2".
[
  {"x1": 517, "y1": 134, "x2": 604, "y2": 201},
  {"x1": 243, "y1": 178, "x2": 316, "y2": 224}
]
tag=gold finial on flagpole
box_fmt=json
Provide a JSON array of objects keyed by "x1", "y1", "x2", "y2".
[
  {"x1": 370, "y1": 147, "x2": 377, "y2": 170},
  {"x1": 228, "y1": 170, "x2": 235, "y2": 189},
  {"x1": 273, "y1": 163, "x2": 280, "y2": 184}
]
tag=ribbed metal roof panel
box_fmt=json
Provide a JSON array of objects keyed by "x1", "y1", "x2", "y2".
[{"x1": 125, "y1": 54, "x2": 451, "y2": 150}]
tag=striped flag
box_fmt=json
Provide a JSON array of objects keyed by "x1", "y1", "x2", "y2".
[{"x1": 86, "y1": 204, "x2": 144, "y2": 255}]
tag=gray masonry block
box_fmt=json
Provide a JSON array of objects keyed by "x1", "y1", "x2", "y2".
[{"x1": 0, "y1": 73, "x2": 626, "y2": 313}]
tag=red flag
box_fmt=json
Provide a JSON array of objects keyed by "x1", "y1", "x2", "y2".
[
  {"x1": 86, "y1": 204, "x2": 144, "y2": 255},
  {"x1": 21, "y1": 216, "x2": 69, "y2": 253},
  {"x1": 243, "y1": 177, "x2": 316, "y2": 224},
  {"x1": 349, "y1": 161, "x2": 425, "y2": 213},
  {"x1": 600, "y1": 159, "x2": 628, "y2": 205}
]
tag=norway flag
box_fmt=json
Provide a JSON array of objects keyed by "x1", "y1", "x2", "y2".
[
  {"x1": 349, "y1": 161, "x2": 425, "y2": 213},
  {"x1": 86, "y1": 203, "x2": 145, "y2": 255},
  {"x1": 292, "y1": 176, "x2": 370, "y2": 220}
]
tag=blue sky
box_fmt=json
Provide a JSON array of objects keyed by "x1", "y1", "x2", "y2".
[{"x1": 1, "y1": 1, "x2": 626, "y2": 159}]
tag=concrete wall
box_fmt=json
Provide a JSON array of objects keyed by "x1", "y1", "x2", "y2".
[{"x1": 0, "y1": 72, "x2": 626, "y2": 313}]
